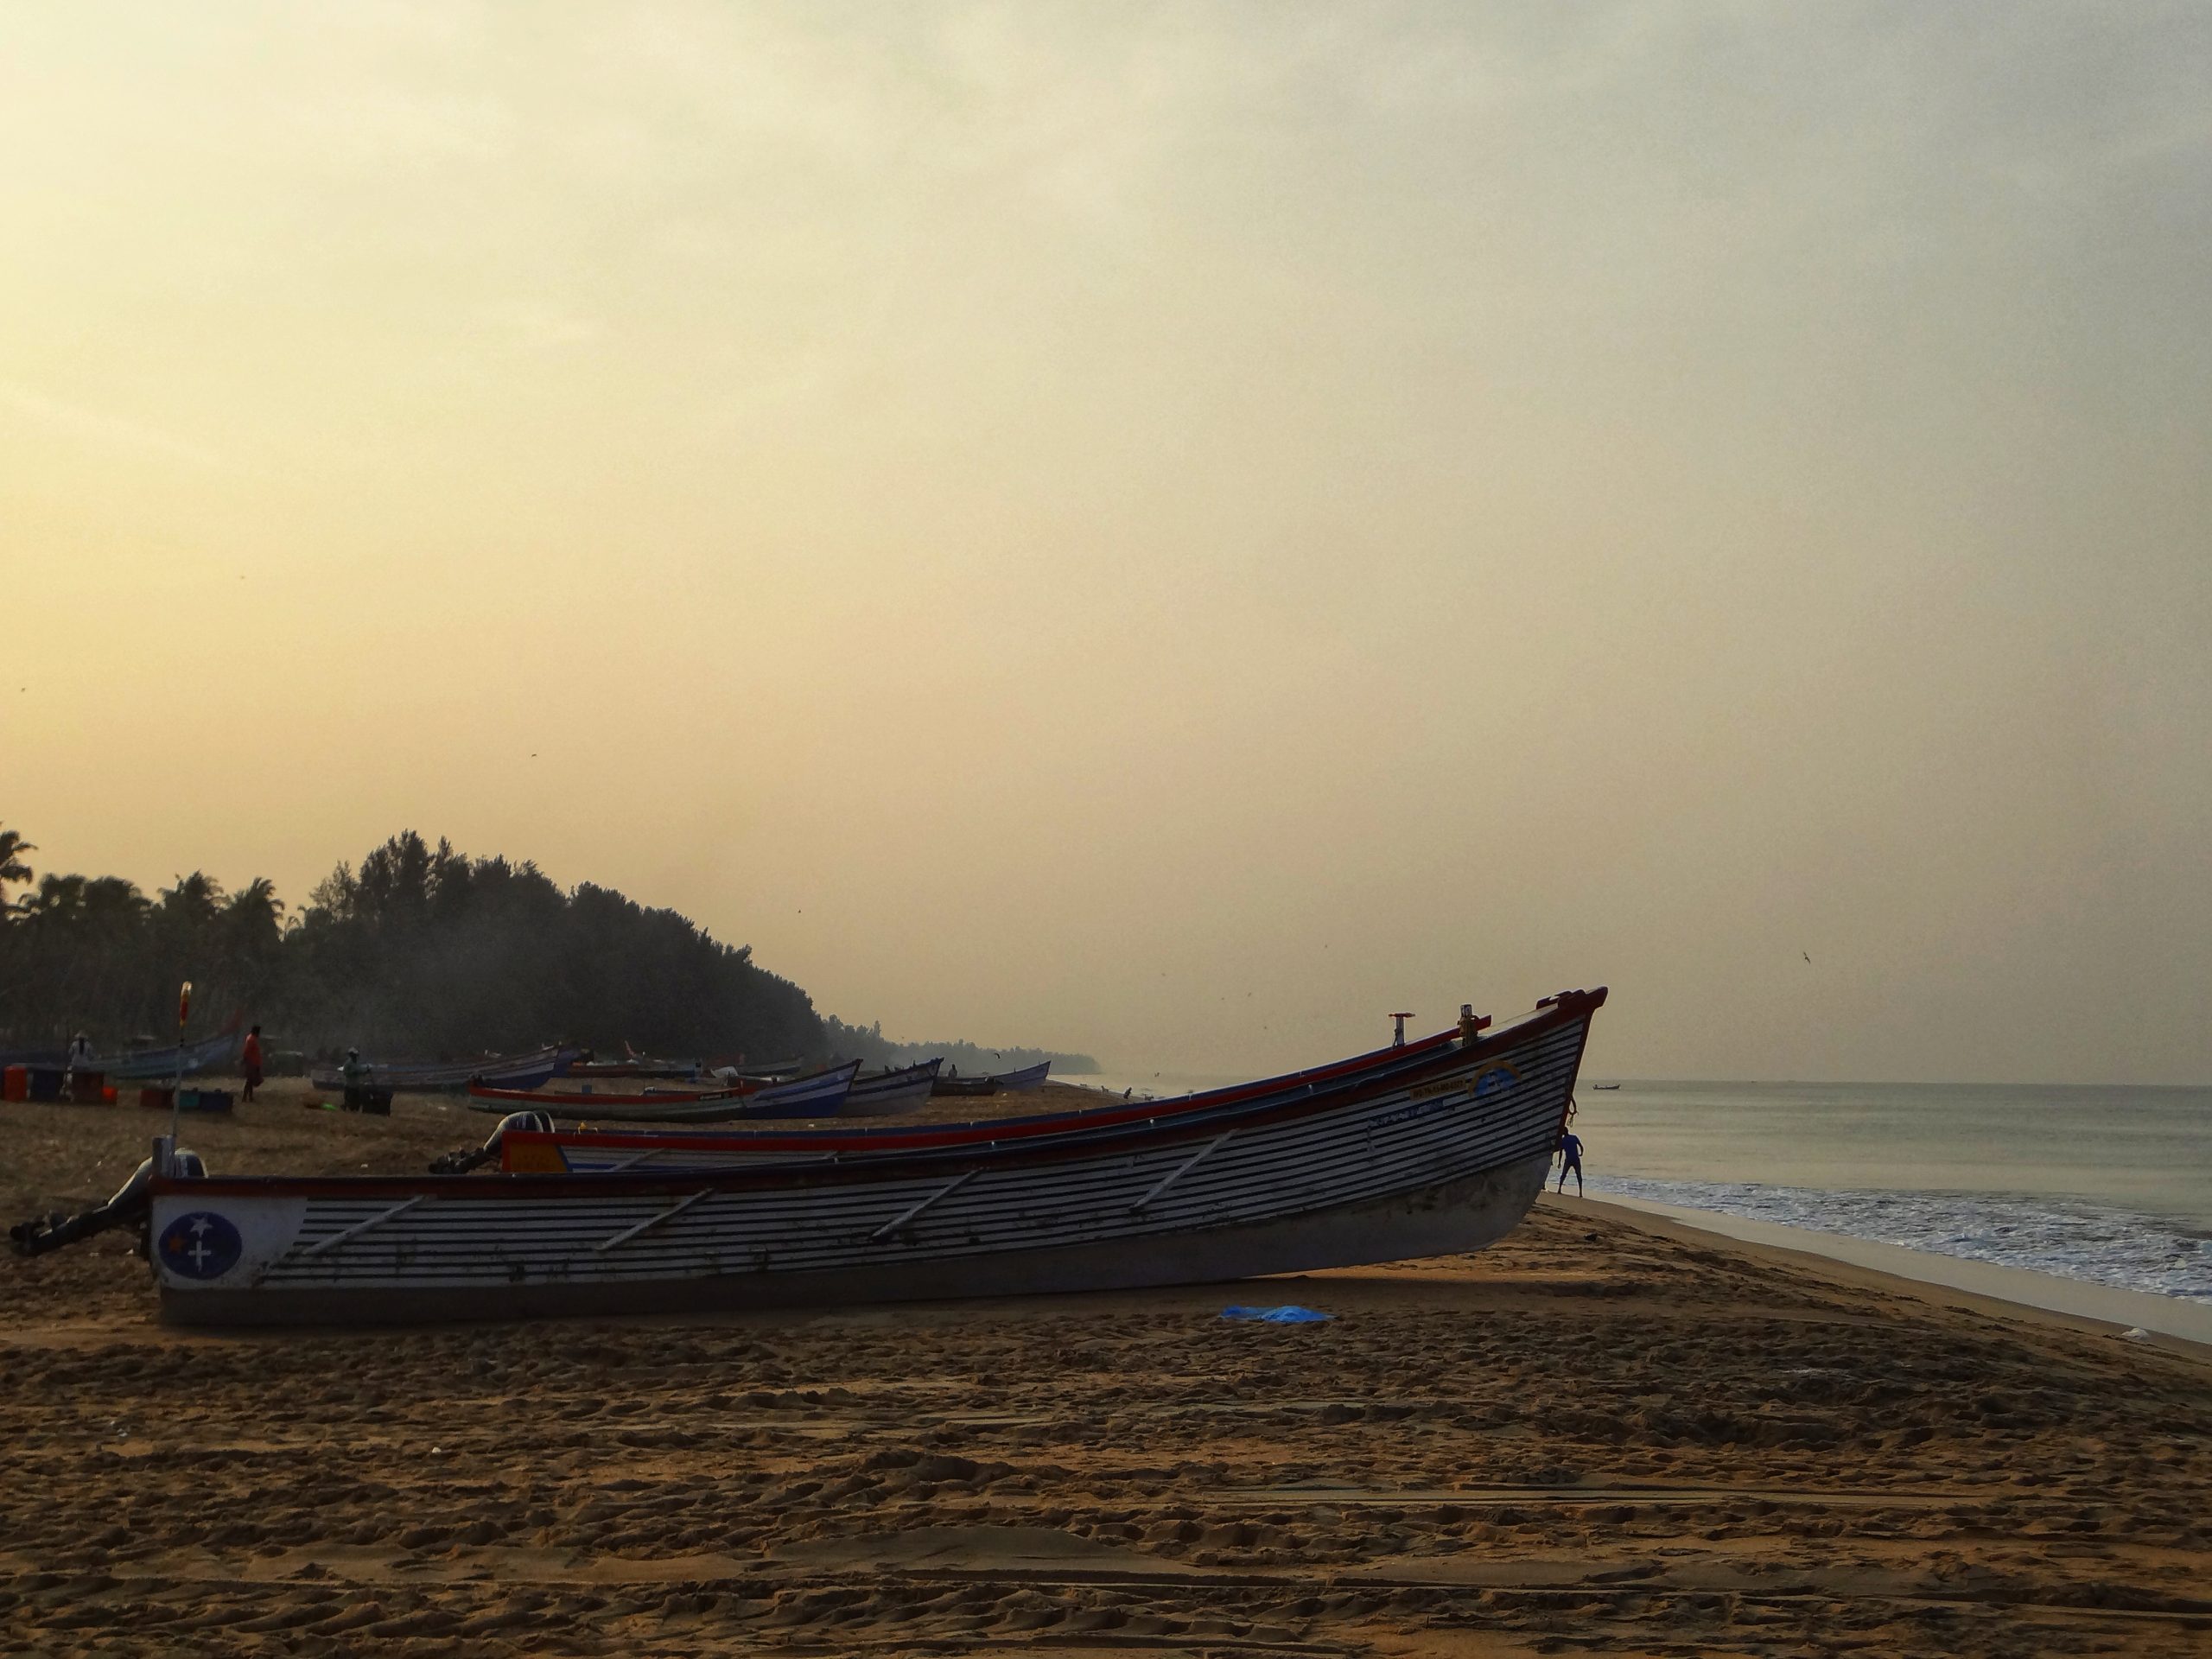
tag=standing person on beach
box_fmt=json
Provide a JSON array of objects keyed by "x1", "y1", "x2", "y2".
[
  {"x1": 240, "y1": 1025, "x2": 264, "y2": 1103},
  {"x1": 64, "y1": 1032, "x2": 92, "y2": 1096},
  {"x1": 1555, "y1": 1127, "x2": 1583, "y2": 1196}
]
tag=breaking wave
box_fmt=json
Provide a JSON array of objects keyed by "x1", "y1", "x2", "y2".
[{"x1": 1586, "y1": 1177, "x2": 2212, "y2": 1307}]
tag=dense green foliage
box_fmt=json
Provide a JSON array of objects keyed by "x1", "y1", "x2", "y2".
[
  {"x1": 0, "y1": 827, "x2": 824, "y2": 1064},
  {"x1": 1, "y1": 823, "x2": 1098, "y2": 1073}
]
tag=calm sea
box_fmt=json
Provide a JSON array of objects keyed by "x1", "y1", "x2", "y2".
[
  {"x1": 1570, "y1": 1080, "x2": 2212, "y2": 1307},
  {"x1": 1087, "y1": 1068, "x2": 2212, "y2": 1308}
]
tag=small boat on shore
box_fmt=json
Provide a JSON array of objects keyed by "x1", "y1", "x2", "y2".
[
  {"x1": 308, "y1": 1045, "x2": 577, "y2": 1095},
  {"x1": 567, "y1": 1054, "x2": 703, "y2": 1082},
  {"x1": 496, "y1": 1037, "x2": 1468, "y2": 1174},
  {"x1": 467, "y1": 1061, "x2": 861, "y2": 1123},
  {"x1": 93, "y1": 1020, "x2": 247, "y2": 1082},
  {"x1": 705, "y1": 1057, "x2": 804, "y2": 1083},
  {"x1": 843, "y1": 1058, "x2": 943, "y2": 1116},
  {"x1": 930, "y1": 1059, "x2": 1050, "y2": 1098},
  {"x1": 142, "y1": 989, "x2": 1606, "y2": 1325},
  {"x1": 2, "y1": 1026, "x2": 243, "y2": 1084},
  {"x1": 931, "y1": 1073, "x2": 999, "y2": 1098}
]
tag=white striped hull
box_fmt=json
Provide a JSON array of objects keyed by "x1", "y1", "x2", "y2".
[{"x1": 151, "y1": 1008, "x2": 1595, "y2": 1325}]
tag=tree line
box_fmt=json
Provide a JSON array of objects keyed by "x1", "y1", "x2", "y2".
[{"x1": 0, "y1": 825, "x2": 826, "y2": 1065}]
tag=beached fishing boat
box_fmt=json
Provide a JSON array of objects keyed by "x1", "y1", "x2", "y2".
[
  {"x1": 842, "y1": 1058, "x2": 942, "y2": 1116},
  {"x1": 506, "y1": 1046, "x2": 1452, "y2": 1173},
  {"x1": 307, "y1": 1045, "x2": 577, "y2": 1095},
  {"x1": 143, "y1": 989, "x2": 1605, "y2": 1325},
  {"x1": 492, "y1": 1019, "x2": 1525, "y2": 1176},
  {"x1": 465, "y1": 1061, "x2": 861, "y2": 1123},
  {"x1": 659, "y1": 1059, "x2": 860, "y2": 1119},
  {"x1": 98, "y1": 1023, "x2": 245, "y2": 1082},
  {"x1": 704, "y1": 1057, "x2": 804, "y2": 1083},
  {"x1": 491, "y1": 1027, "x2": 1488, "y2": 1174},
  {"x1": 928, "y1": 1059, "x2": 1048, "y2": 1098},
  {"x1": 0, "y1": 1022, "x2": 244, "y2": 1083},
  {"x1": 568, "y1": 1055, "x2": 703, "y2": 1082},
  {"x1": 931, "y1": 1073, "x2": 998, "y2": 1098}
]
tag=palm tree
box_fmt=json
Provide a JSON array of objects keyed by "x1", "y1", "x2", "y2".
[
  {"x1": 225, "y1": 877, "x2": 285, "y2": 932},
  {"x1": 8, "y1": 873, "x2": 136, "y2": 1039},
  {"x1": 69, "y1": 878, "x2": 151, "y2": 1038},
  {"x1": 0, "y1": 823, "x2": 33, "y2": 909},
  {"x1": 157, "y1": 871, "x2": 227, "y2": 929},
  {"x1": 16, "y1": 872, "x2": 88, "y2": 925},
  {"x1": 83, "y1": 876, "x2": 149, "y2": 922},
  {"x1": 221, "y1": 877, "x2": 286, "y2": 962}
]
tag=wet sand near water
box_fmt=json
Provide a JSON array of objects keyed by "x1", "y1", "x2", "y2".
[{"x1": 3, "y1": 1081, "x2": 2209, "y2": 1656}]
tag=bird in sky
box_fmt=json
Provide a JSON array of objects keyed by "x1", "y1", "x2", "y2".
[{"x1": 1802, "y1": 951, "x2": 1813, "y2": 964}]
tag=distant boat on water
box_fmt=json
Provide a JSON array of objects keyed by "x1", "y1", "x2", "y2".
[{"x1": 1592, "y1": 1083, "x2": 1622, "y2": 1090}]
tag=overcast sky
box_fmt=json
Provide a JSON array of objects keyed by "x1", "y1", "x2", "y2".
[{"x1": 5, "y1": 3, "x2": 2207, "y2": 1083}]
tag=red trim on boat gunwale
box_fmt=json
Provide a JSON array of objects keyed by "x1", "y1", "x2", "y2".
[
  {"x1": 472, "y1": 1082, "x2": 759, "y2": 1104},
  {"x1": 470, "y1": 1058, "x2": 862, "y2": 1109},
  {"x1": 516, "y1": 1028, "x2": 1463, "y2": 1156},
  {"x1": 154, "y1": 990, "x2": 1605, "y2": 1202}
]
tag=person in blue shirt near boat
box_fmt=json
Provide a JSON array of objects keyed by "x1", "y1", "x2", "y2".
[{"x1": 1555, "y1": 1127, "x2": 1583, "y2": 1195}]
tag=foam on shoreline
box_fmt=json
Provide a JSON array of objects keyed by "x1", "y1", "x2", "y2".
[
  {"x1": 1573, "y1": 1190, "x2": 2212, "y2": 1347},
  {"x1": 1587, "y1": 1175, "x2": 2212, "y2": 1302}
]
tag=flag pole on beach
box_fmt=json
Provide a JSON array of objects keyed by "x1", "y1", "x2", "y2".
[{"x1": 167, "y1": 981, "x2": 192, "y2": 1165}]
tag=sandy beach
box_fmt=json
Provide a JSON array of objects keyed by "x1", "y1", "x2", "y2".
[{"x1": 4, "y1": 1082, "x2": 2209, "y2": 1656}]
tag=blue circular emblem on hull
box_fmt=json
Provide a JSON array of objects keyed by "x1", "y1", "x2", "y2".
[{"x1": 159, "y1": 1211, "x2": 244, "y2": 1281}]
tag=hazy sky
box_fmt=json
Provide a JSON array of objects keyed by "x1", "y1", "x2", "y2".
[{"x1": 4, "y1": 3, "x2": 2207, "y2": 1084}]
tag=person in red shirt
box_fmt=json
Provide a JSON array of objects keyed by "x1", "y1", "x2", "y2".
[{"x1": 241, "y1": 1024, "x2": 264, "y2": 1103}]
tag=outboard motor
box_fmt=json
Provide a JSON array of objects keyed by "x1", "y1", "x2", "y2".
[
  {"x1": 10, "y1": 1147, "x2": 205, "y2": 1258},
  {"x1": 429, "y1": 1110, "x2": 553, "y2": 1175}
]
